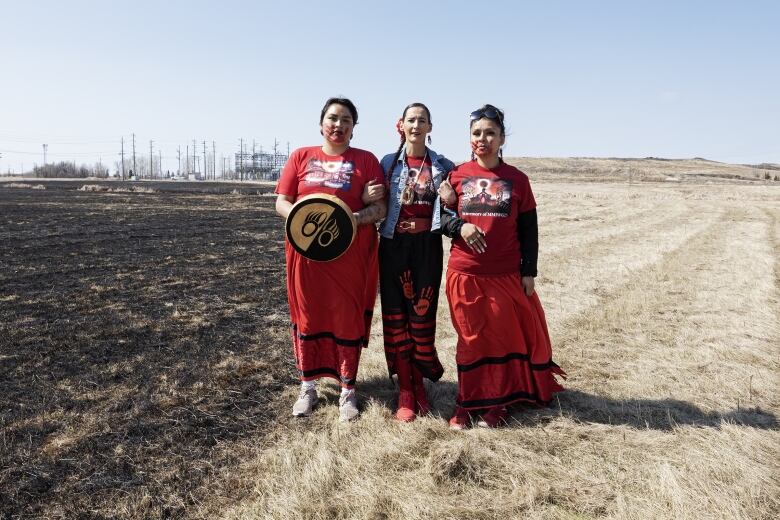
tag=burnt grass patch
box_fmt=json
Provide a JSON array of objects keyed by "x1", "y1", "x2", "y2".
[{"x1": 0, "y1": 182, "x2": 296, "y2": 518}]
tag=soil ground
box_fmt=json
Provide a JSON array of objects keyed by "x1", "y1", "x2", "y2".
[
  {"x1": 0, "y1": 181, "x2": 293, "y2": 518},
  {"x1": 1, "y1": 176, "x2": 778, "y2": 519}
]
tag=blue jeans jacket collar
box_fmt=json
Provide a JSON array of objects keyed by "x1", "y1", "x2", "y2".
[{"x1": 379, "y1": 146, "x2": 455, "y2": 239}]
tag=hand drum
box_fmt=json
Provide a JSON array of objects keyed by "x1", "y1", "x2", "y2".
[{"x1": 285, "y1": 194, "x2": 356, "y2": 262}]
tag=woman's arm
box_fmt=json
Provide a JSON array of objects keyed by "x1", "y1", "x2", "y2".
[
  {"x1": 517, "y1": 208, "x2": 538, "y2": 295},
  {"x1": 354, "y1": 198, "x2": 386, "y2": 225},
  {"x1": 275, "y1": 194, "x2": 295, "y2": 219},
  {"x1": 438, "y1": 211, "x2": 486, "y2": 253},
  {"x1": 517, "y1": 208, "x2": 538, "y2": 276}
]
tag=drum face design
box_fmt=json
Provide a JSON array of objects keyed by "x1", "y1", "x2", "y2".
[{"x1": 286, "y1": 195, "x2": 356, "y2": 261}]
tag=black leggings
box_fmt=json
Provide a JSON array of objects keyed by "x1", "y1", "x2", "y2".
[{"x1": 379, "y1": 232, "x2": 444, "y2": 381}]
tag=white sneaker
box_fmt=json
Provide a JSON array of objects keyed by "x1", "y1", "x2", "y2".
[
  {"x1": 338, "y1": 390, "x2": 359, "y2": 422},
  {"x1": 292, "y1": 387, "x2": 318, "y2": 417}
]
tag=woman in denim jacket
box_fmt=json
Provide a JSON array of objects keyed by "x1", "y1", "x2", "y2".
[{"x1": 376, "y1": 102, "x2": 455, "y2": 422}]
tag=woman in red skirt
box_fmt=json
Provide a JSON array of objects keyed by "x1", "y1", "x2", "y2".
[
  {"x1": 438, "y1": 104, "x2": 565, "y2": 429},
  {"x1": 275, "y1": 97, "x2": 386, "y2": 422}
]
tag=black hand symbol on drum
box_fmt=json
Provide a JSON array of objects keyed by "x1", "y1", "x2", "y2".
[
  {"x1": 302, "y1": 211, "x2": 328, "y2": 237},
  {"x1": 317, "y1": 217, "x2": 340, "y2": 247}
]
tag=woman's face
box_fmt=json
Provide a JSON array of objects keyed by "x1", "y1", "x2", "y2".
[
  {"x1": 470, "y1": 118, "x2": 505, "y2": 159},
  {"x1": 320, "y1": 103, "x2": 354, "y2": 145},
  {"x1": 400, "y1": 106, "x2": 432, "y2": 147}
]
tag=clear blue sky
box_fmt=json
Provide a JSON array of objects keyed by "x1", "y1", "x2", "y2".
[{"x1": 1, "y1": 0, "x2": 778, "y2": 174}]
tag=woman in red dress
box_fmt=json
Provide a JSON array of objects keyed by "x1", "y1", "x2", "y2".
[
  {"x1": 275, "y1": 97, "x2": 386, "y2": 422},
  {"x1": 438, "y1": 104, "x2": 566, "y2": 429}
]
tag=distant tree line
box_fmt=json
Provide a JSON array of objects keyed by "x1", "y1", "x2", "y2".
[{"x1": 33, "y1": 161, "x2": 110, "y2": 178}]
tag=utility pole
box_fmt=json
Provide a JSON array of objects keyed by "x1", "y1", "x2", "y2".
[
  {"x1": 120, "y1": 137, "x2": 126, "y2": 180},
  {"x1": 212, "y1": 141, "x2": 216, "y2": 179},
  {"x1": 239, "y1": 138, "x2": 244, "y2": 181},
  {"x1": 177, "y1": 146, "x2": 181, "y2": 176},
  {"x1": 132, "y1": 133, "x2": 136, "y2": 178},
  {"x1": 159, "y1": 149, "x2": 162, "y2": 179},
  {"x1": 42, "y1": 143, "x2": 48, "y2": 166},
  {"x1": 252, "y1": 139, "x2": 257, "y2": 179},
  {"x1": 149, "y1": 140, "x2": 154, "y2": 180},
  {"x1": 202, "y1": 141, "x2": 207, "y2": 181}
]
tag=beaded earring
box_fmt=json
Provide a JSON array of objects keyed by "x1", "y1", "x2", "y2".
[{"x1": 427, "y1": 135, "x2": 432, "y2": 145}]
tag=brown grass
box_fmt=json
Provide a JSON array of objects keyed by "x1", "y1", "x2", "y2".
[
  {"x1": 507, "y1": 156, "x2": 780, "y2": 183},
  {"x1": 226, "y1": 182, "x2": 780, "y2": 520},
  {"x1": 2, "y1": 178, "x2": 778, "y2": 519}
]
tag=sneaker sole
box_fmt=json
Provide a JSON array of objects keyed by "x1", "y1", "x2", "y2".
[
  {"x1": 476, "y1": 420, "x2": 505, "y2": 428},
  {"x1": 292, "y1": 401, "x2": 318, "y2": 417}
]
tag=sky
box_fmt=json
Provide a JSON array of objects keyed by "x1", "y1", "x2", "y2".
[{"x1": 1, "y1": 0, "x2": 778, "y2": 175}]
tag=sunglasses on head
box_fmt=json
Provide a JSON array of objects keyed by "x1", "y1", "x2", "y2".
[{"x1": 469, "y1": 107, "x2": 503, "y2": 123}]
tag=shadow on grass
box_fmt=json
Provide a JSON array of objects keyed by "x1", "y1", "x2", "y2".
[
  {"x1": 356, "y1": 376, "x2": 778, "y2": 431},
  {"x1": 542, "y1": 389, "x2": 779, "y2": 430}
]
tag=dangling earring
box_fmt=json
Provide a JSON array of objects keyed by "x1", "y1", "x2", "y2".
[
  {"x1": 427, "y1": 135, "x2": 432, "y2": 145},
  {"x1": 499, "y1": 147, "x2": 503, "y2": 158},
  {"x1": 471, "y1": 152, "x2": 476, "y2": 161}
]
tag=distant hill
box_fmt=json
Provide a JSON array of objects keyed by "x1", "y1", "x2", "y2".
[{"x1": 504, "y1": 157, "x2": 780, "y2": 183}]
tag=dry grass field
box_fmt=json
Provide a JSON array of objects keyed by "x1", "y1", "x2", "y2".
[{"x1": 1, "y1": 165, "x2": 779, "y2": 519}]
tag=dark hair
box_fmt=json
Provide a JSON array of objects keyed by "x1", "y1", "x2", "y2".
[
  {"x1": 320, "y1": 97, "x2": 358, "y2": 125},
  {"x1": 470, "y1": 103, "x2": 505, "y2": 136},
  {"x1": 388, "y1": 102, "x2": 432, "y2": 169}
]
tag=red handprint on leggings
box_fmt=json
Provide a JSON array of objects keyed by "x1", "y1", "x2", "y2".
[
  {"x1": 400, "y1": 271, "x2": 415, "y2": 300},
  {"x1": 414, "y1": 286, "x2": 434, "y2": 316}
]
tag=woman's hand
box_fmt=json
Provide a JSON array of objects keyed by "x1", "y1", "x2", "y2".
[
  {"x1": 460, "y1": 223, "x2": 486, "y2": 254},
  {"x1": 438, "y1": 179, "x2": 456, "y2": 206},
  {"x1": 362, "y1": 179, "x2": 385, "y2": 204},
  {"x1": 521, "y1": 276, "x2": 535, "y2": 296}
]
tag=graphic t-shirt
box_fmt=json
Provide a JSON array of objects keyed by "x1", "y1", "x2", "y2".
[
  {"x1": 275, "y1": 146, "x2": 384, "y2": 212},
  {"x1": 399, "y1": 155, "x2": 435, "y2": 219},
  {"x1": 447, "y1": 160, "x2": 536, "y2": 276}
]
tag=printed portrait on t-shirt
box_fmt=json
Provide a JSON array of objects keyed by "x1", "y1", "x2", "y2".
[
  {"x1": 403, "y1": 164, "x2": 436, "y2": 205},
  {"x1": 303, "y1": 159, "x2": 354, "y2": 190},
  {"x1": 460, "y1": 177, "x2": 512, "y2": 217}
]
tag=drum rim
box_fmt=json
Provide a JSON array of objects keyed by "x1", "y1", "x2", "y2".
[{"x1": 285, "y1": 193, "x2": 357, "y2": 262}]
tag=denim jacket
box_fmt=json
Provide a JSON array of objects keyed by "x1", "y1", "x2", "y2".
[{"x1": 378, "y1": 147, "x2": 455, "y2": 238}]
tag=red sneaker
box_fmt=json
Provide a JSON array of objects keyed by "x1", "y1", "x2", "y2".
[
  {"x1": 476, "y1": 406, "x2": 508, "y2": 428},
  {"x1": 395, "y1": 389, "x2": 416, "y2": 422},
  {"x1": 448, "y1": 406, "x2": 470, "y2": 430}
]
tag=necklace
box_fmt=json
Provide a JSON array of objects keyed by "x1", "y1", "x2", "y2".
[{"x1": 400, "y1": 148, "x2": 428, "y2": 206}]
